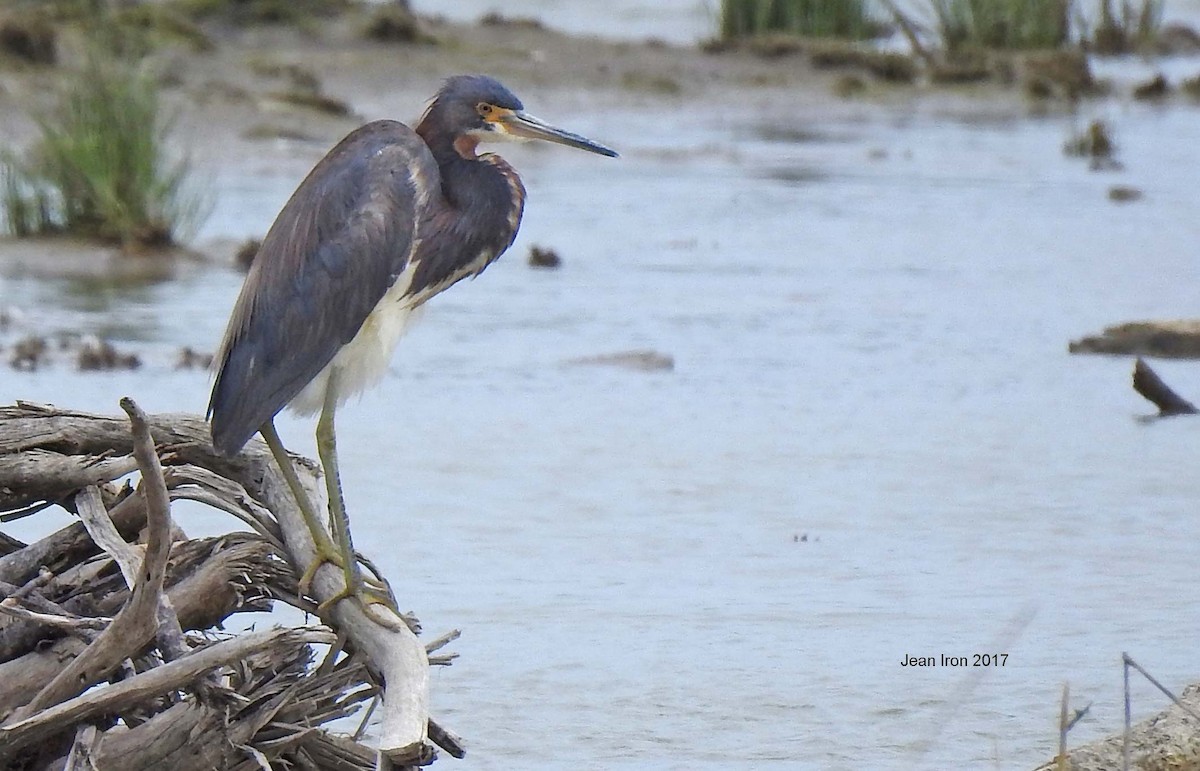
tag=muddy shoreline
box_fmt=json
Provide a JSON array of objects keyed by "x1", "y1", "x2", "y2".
[
  {"x1": 2, "y1": 9, "x2": 1199, "y2": 351},
  {"x1": 0, "y1": 11, "x2": 1105, "y2": 192},
  {"x1": 2, "y1": 9, "x2": 1196, "y2": 271}
]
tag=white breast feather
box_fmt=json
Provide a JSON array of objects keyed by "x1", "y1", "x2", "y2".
[
  {"x1": 288, "y1": 263, "x2": 425, "y2": 416},
  {"x1": 287, "y1": 154, "x2": 432, "y2": 416}
]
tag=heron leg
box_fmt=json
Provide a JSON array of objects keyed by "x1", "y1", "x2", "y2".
[
  {"x1": 260, "y1": 420, "x2": 347, "y2": 596},
  {"x1": 314, "y1": 384, "x2": 399, "y2": 622}
]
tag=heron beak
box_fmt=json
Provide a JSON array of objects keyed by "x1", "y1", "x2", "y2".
[{"x1": 498, "y1": 110, "x2": 618, "y2": 157}]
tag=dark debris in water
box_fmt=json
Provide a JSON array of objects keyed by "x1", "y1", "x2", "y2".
[
  {"x1": 479, "y1": 12, "x2": 545, "y2": 30},
  {"x1": 1, "y1": 326, "x2": 211, "y2": 373},
  {"x1": 1183, "y1": 74, "x2": 1200, "y2": 101},
  {"x1": 266, "y1": 89, "x2": 354, "y2": 117},
  {"x1": 1063, "y1": 120, "x2": 1121, "y2": 171},
  {"x1": 250, "y1": 59, "x2": 321, "y2": 92},
  {"x1": 808, "y1": 44, "x2": 916, "y2": 84},
  {"x1": 1155, "y1": 23, "x2": 1200, "y2": 55},
  {"x1": 242, "y1": 123, "x2": 321, "y2": 143},
  {"x1": 9, "y1": 336, "x2": 48, "y2": 372},
  {"x1": 0, "y1": 8, "x2": 57, "y2": 66},
  {"x1": 750, "y1": 124, "x2": 855, "y2": 144},
  {"x1": 1132, "y1": 73, "x2": 1170, "y2": 101},
  {"x1": 833, "y1": 74, "x2": 867, "y2": 98},
  {"x1": 566, "y1": 350, "x2": 674, "y2": 372},
  {"x1": 1108, "y1": 185, "x2": 1142, "y2": 203},
  {"x1": 1019, "y1": 49, "x2": 1096, "y2": 100},
  {"x1": 762, "y1": 165, "x2": 828, "y2": 186},
  {"x1": 528, "y1": 245, "x2": 562, "y2": 269},
  {"x1": 1069, "y1": 321, "x2": 1200, "y2": 359},
  {"x1": 176, "y1": 346, "x2": 214, "y2": 370},
  {"x1": 76, "y1": 339, "x2": 142, "y2": 371},
  {"x1": 251, "y1": 61, "x2": 355, "y2": 117},
  {"x1": 1132, "y1": 357, "x2": 1198, "y2": 417},
  {"x1": 236, "y1": 237, "x2": 262, "y2": 271},
  {"x1": 0, "y1": 309, "x2": 26, "y2": 333}
]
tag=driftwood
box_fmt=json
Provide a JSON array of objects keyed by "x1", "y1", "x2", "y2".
[
  {"x1": 0, "y1": 400, "x2": 464, "y2": 769},
  {"x1": 1131, "y1": 357, "x2": 1198, "y2": 416},
  {"x1": 1069, "y1": 320, "x2": 1200, "y2": 359}
]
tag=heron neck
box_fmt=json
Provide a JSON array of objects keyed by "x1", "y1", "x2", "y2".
[
  {"x1": 442, "y1": 149, "x2": 521, "y2": 215},
  {"x1": 417, "y1": 122, "x2": 523, "y2": 228}
]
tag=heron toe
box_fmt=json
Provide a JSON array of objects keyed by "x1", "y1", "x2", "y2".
[
  {"x1": 297, "y1": 537, "x2": 349, "y2": 599},
  {"x1": 318, "y1": 561, "x2": 407, "y2": 631}
]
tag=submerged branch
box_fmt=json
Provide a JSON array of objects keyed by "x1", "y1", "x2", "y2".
[{"x1": 1132, "y1": 357, "x2": 1198, "y2": 416}]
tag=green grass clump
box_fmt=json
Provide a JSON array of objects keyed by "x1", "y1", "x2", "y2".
[
  {"x1": 2, "y1": 51, "x2": 202, "y2": 249},
  {"x1": 720, "y1": 0, "x2": 881, "y2": 41},
  {"x1": 169, "y1": 0, "x2": 352, "y2": 25},
  {"x1": 930, "y1": 0, "x2": 1071, "y2": 51}
]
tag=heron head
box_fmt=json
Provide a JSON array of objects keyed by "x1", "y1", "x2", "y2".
[{"x1": 426, "y1": 74, "x2": 617, "y2": 159}]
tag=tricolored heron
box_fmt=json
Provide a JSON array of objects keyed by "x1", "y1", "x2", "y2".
[{"x1": 208, "y1": 75, "x2": 616, "y2": 618}]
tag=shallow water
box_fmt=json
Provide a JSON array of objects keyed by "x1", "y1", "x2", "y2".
[{"x1": 4, "y1": 24, "x2": 1200, "y2": 771}]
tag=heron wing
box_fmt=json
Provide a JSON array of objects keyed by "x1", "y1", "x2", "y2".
[{"x1": 208, "y1": 120, "x2": 436, "y2": 455}]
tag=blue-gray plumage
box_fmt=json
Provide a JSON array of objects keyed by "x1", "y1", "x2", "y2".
[
  {"x1": 208, "y1": 121, "x2": 425, "y2": 453},
  {"x1": 207, "y1": 75, "x2": 616, "y2": 618}
]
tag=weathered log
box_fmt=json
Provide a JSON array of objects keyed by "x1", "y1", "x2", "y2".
[
  {"x1": 9, "y1": 401, "x2": 176, "y2": 723},
  {"x1": 1069, "y1": 319, "x2": 1200, "y2": 359},
  {"x1": 0, "y1": 402, "x2": 447, "y2": 767},
  {"x1": 0, "y1": 533, "x2": 280, "y2": 667},
  {"x1": 74, "y1": 483, "x2": 191, "y2": 664},
  {"x1": 164, "y1": 464, "x2": 284, "y2": 548},
  {"x1": 44, "y1": 634, "x2": 374, "y2": 771},
  {"x1": 0, "y1": 626, "x2": 337, "y2": 762},
  {"x1": 254, "y1": 436, "x2": 433, "y2": 765},
  {"x1": 1132, "y1": 357, "x2": 1198, "y2": 416},
  {"x1": 0, "y1": 576, "x2": 107, "y2": 649},
  {"x1": 0, "y1": 531, "x2": 23, "y2": 556},
  {"x1": 0, "y1": 488, "x2": 147, "y2": 587},
  {"x1": 0, "y1": 402, "x2": 236, "y2": 474},
  {"x1": 0, "y1": 449, "x2": 135, "y2": 512},
  {"x1": 61, "y1": 724, "x2": 100, "y2": 771}
]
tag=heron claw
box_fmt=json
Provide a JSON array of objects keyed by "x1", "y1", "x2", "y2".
[
  {"x1": 317, "y1": 567, "x2": 407, "y2": 632},
  {"x1": 296, "y1": 537, "x2": 347, "y2": 599},
  {"x1": 297, "y1": 540, "x2": 400, "y2": 619}
]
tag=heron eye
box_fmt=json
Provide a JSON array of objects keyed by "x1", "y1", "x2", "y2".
[{"x1": 477, "y1": 103, "x2": 493, "y2": 118}]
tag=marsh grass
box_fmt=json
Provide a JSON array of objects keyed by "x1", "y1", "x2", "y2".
[
  {"x1": 1086, "y1": 0, "x2": 1164, "y2": 54},
  {"x1": 1, "y1": 49, "x2": 203, "y2": 249},
  {"x1": 720, "y1": 0, "x2": 881, "y2": 41},
  {"x1": 930, "y1": 0, "x2": 1071, "y2": 51},
  {"x1": 169, "y1": 0, "x2": 352, "y2": 26},
  {"x1": 927, "y1": 0, "x2": 1164, "y2": 53}
]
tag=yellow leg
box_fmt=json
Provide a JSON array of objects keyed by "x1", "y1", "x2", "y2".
[
  {"x1": 260, "y1": 419, "x2": 346, "y2": 596},
  {"x1": 314, "y1": 379, "x2": 399, "y2": 622}
]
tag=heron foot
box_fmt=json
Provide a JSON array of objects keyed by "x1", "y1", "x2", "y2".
[
  {"x1": 317, "y1": 563, "x2": 407, "y2": 631},
  {"x1": 297, "y1": 543, "x2": 393, "y2": 594},
  {"x1": 296, "y1": 538, "x2": 403, "y2": 631},
  {"x1": 296, "y1": 536, "x2": 348, "y2": 600}
]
